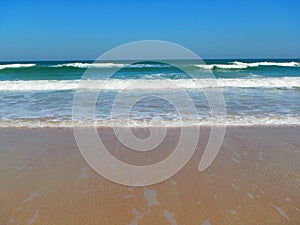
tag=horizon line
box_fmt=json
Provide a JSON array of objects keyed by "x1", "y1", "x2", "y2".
[{"x1": 0, "y1": 57, "x2": 300, "y2": 62}]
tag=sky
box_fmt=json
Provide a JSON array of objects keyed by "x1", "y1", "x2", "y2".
[{"x1": 0, "y1": 0, "x2": 299, "y2": 60}]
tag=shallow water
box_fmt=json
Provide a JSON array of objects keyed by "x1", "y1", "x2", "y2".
[{"x1": 0, "y1": 59, "x2": 299, "y2": 127}]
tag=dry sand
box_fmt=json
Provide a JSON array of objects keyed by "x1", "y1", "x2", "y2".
[{"x1": 0, "y1": 126, "x2": 299, "y2": 225}]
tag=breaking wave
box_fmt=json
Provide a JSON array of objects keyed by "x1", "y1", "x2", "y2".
[
  {"x1": 52, "y1": 62, "x2": 171, "y2": 68},
  {"x1": 0, "y1": 63, "x2": 36, "y2": 70},
  {"x1": 0, "y1": 77, "x2": 299, "y2": 91},
  {"x1": 195, "y1": 61, "x2": 300, "y2": 69}
]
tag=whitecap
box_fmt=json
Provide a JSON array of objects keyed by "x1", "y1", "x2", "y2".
[
  {"x1": 195, "y1": 61, "x2": 299, "y2": 70},
  {"x1": 0, "y1": 63, "x2": 35, "y2": 70}
]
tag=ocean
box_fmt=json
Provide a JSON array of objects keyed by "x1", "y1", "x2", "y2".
[{"x1": 0, "y1": 59, "x2": 299, "y2": 127}]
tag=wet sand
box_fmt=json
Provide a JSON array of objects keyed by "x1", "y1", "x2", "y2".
[{"x1": 0, "y1": 126, "x2": 299, "y2": 225}]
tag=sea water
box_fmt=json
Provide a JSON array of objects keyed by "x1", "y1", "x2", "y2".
[{"x1": 0, "y1": 59, "x2": 299, "y2": 127}]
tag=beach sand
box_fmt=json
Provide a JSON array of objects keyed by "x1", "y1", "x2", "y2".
[{"x1": 0, "y1": 126, "x2": 299, "y2": 225}]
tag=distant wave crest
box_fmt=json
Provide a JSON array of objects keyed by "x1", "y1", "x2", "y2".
[
  {"x1": 195, "y1": 61, "x2": 300, "y2": 69},
  {"x1": 52, "y1": 62, "x2": 171, "y2": 68},
  {"x1": 0, "y1": 63, "x2": 36, "y2": 70},
  {"x1": 0, "y1": 61, "x2": 299, "y2": 70}
]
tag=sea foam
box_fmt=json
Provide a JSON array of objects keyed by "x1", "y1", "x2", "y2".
[
  {"x1": 52, "y1": 62, "x2": 171, "y2": 68},
  {"x1": 195, "y1": 61, "x2": 299, "y2": 69},
  {"x1": 0, "y1": 115, "x2": 299, "y2": 128},
  {"x1": 0, "y1": 63, "x2": 36, "y2": 70},
  {"x1": 0, "y1": 77, "x2": 299, "y2": 91}
]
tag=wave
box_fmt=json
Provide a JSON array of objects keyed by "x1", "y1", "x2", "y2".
[
  {"x1": 0, "y1": 115, "x2": 299, "y2": 128},
  {"x1": 52, "y1": 62, "x2": 126, "y2": 68},
  {"x1": 0, "y1": 63, "x2": 36, "y2": 70},
  {"x1": 0, "y1": 61, "x2": 298, "y2": 71},
  {"x1": 52, "y1": 62, "x2": 171, "y2": 68},
  {"x1": 195, "y1": 61, "x2": 300, "y2": 69},
  {"x1": 195, "y1": 64, "x2": 248, "y2": 69},
  {"x1": 53, "y1": 61, "x2": 300, "y2": 70},
  {"x1": 0, "y1": 77, "x2": 299, "y2": 91},
  {"x1": 233, "y1": 61, "x2": 300, "y2": 67}
]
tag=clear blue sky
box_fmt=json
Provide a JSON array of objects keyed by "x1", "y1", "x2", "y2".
[{"x1": 0, "y1": 0, "x2": 299, "y2": 60}]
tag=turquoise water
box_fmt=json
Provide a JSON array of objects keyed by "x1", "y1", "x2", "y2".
[{"x1": 0, "y1": 59, "x2": 299, "y2": 127}]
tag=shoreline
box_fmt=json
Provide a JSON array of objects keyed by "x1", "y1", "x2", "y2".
[{"x1": 0, "y1": 123, "x2": 299, "y2": 129}]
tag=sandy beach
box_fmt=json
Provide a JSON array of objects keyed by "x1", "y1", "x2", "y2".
[
  {"x1": 0, "y1": 126, "x2": 299, "y2": 225},
  {"x1": 2, "y1": 1, "x2": 300, "y2": 224}
]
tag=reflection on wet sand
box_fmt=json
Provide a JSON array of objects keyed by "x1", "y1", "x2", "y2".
[{"x1": 0, "y1": 126, "x2": 299, "y2": 224}]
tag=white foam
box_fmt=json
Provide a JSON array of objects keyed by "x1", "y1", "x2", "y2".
[
  {"x1": 0, "y1": 114, "x2": 300, "y2": 128},
  {"x1": 0, "y1": 77, "x2": 299, "y2": 91},
  {"x1": 0, "y1": 63, "x2": 35, "y2": 70},
  {"x1": 195, "y1": 61, "x2": 300, "y2": 69},
  {"x1": 195, "y1": 64, "x2": 248, "y2": 69},
  {"x1": 234, "y1": 61, "x2": 299, "y2": 67},
  {"x1": 53, "y1": 62, "x2": 126, "y2": 68},
  {"x1": 0, "y1": 80, "x2": 81, "y2": 91},
  {"x1": 53, "y1": 62, "x2": 170, "y2": 68}
]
